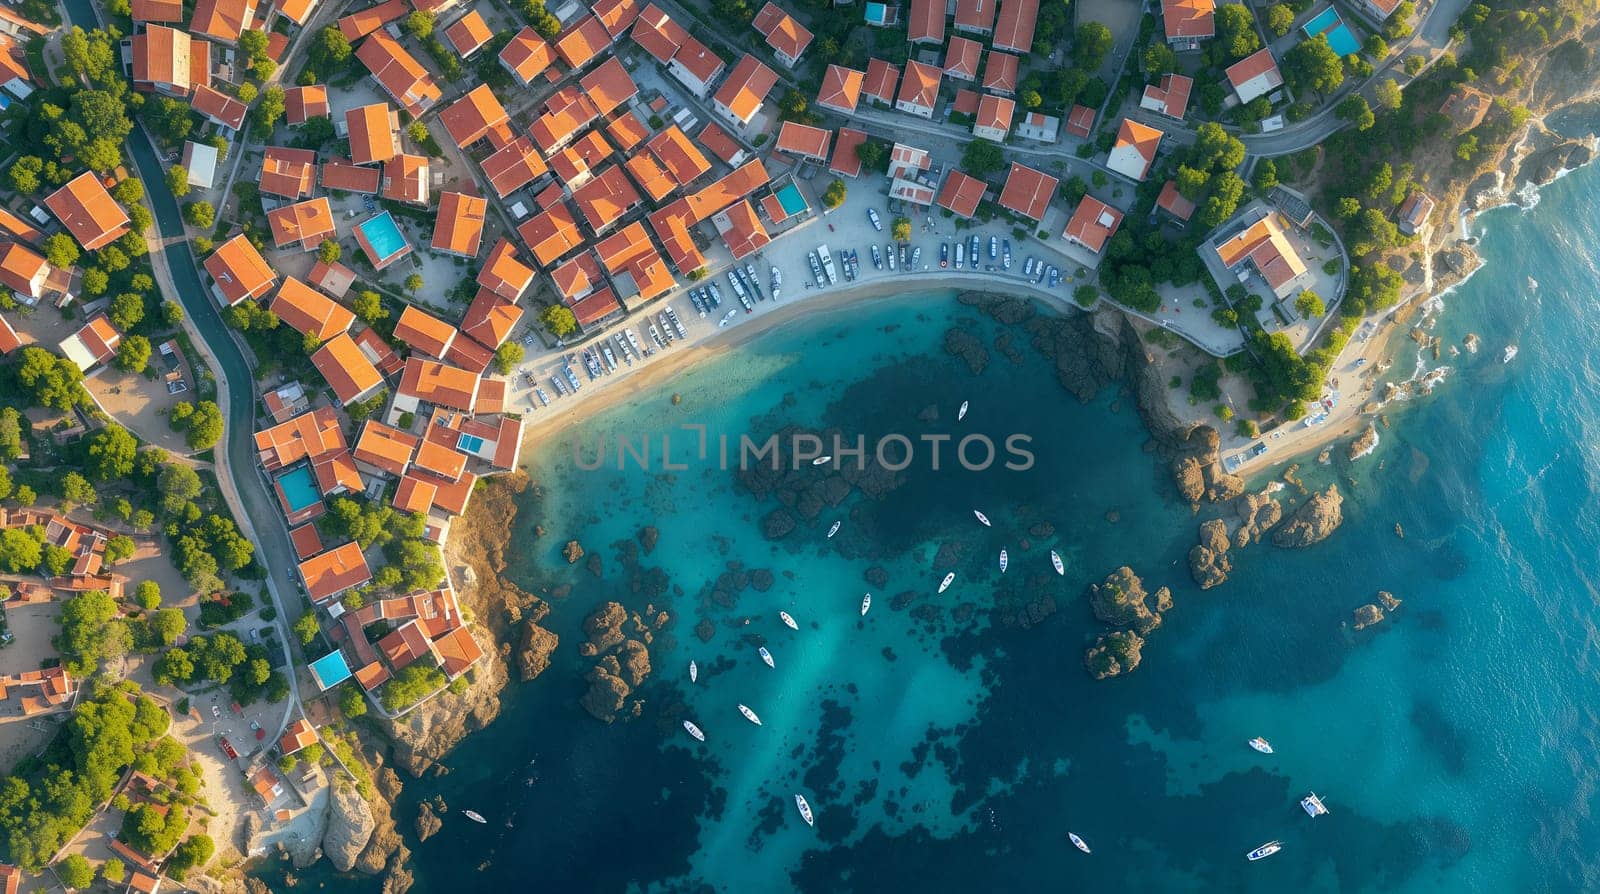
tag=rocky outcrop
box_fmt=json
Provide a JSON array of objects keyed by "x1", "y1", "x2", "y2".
[
  {"x1": 1524, "y1": 138, "x2": 1593, "y2": 186},
  {"x1": 1187, "y1": 519, "x2": 1232, "y2": 589},
  {"x1": 562, "y1": 540, "x2": 584, "y2": 563},
  {"x1": 1086, "y1": 566, "x2": 1170, "y2": 634},
  {"x1": 1348, "y1": 424, "x2": 1379, "y2": 460},
  {"x1": 943, "y1": 328, "x2": 990, "y2": 374},
  {"x1": 1352, "y1": 603, "x2": 1384, "y2": 629},
  {"x1": 1379, "y1": 590, "x2": 1402, "y2": 611},
  {"x1": 380, "y1": 647, "x2": 508, "y2": 777},
  {"x1": 1233, "y1": 490, "x2": 1283, "y2": 547},
  {"x1": 581, "y1": 665, "x2": 630, "y2": 722},
  {"x1": 517, "y1": 623, "x2": 559, "y2": 681},
  {"x1": 1272, "y1": 485, "x2": 1344, "y2": 548},
  {"x1": 761, "y1": 507, "x2": 797, "y2": 539},
  {"x1": 580, "y1": 602, "x2": 627, "y2": 656},
  {"x1": 355, "y1": 766, "x2": 405, "y2": 874},
  {"x1": 577, "y1": 603, "x2": 659, "y2": 722},
  {"x1": 1170, "y1": 426, "x2": 1246, "y2": 509},
  {"x1": 415, "y1": 799, "x2": 443, "y2": 842},
  {"x1": 322, "y1": 782, "x2": 375, "y2": 872},
  {"x1": 1084, "y1": 631, "x2": 1144, "y2": 680}
]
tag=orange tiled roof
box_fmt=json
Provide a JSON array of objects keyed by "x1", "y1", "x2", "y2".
[
  {"x1": 310, "y1": 332, "x2": 385, "y2": 405},
  {"x1": 554, "y1": 15, "x2": 612, "y2": 69},
  {"x1": 684, "y1": 158, "x2": 769, "y2": 224},
  {"x1": 713, "y1": 54, "x2": 778, "y2": 124},
  {"x1": 572, "y1": 165, "x2": 642, "y2": 233},
  {"x1": 431, "y1": 191, "x2": 487, "y2": 258},
  {"x1": 499, "y1": 26, "x2": 554, "y2": 85},
  {"x1": 646, "y1": 125, "x2": 711, "y2": 186},
  {"x1": 551, "y1": 250, "x2": 603, "y2": 300},
  {"x1": 997, "y1": 161, "x2": 1057, "y2": 221},
  {"x1": 716, "y1": 198, "x2": 769, "y2": 259},
  {"x1": 444, "y1": 10, "x2": 495, "y2": 57},
  {"x1": 477, "y1": 239, "x2": 536, "y2": 300},
  {"x1": 270, "y1": 277, "x2": 354, "y2": 341},
  {"x1": 346, "y1": 103, "x2": 399, "y2": 165},
  {"x1": 131, "y1": 0, "x2": 183, "y2": 20},
  {"x1": 266, "y1": 197, "x2": 336, "y2": 250},
  {"x1": 353, "y1": 419, "x2": 419, "y2": 477},
  {"x1": 983, "y1": 50, "x2": 1018, "y2": 93},
  {"x1": 593, "y1": 0, "x2": 643, "y2": 35},
  {"x1": 413, "y1": 437, "x2": 467, "y2": 481},
  {"x1": 863, "y1": 58, "x2": 899, "y2": 105},
  {"x1": 439, "y1": 84, "x2": 512, "y2": 150},
  {"x1": 253, "y1": 405, "x2": 345, "y2": 470},
  {"x1": 299, "y1": 541, "x2": 371, "y2": 603},
  {"x1": 936, "y1": 169, "x2": 986, "y2": 218},
  {"x1": 398, "y1": 357, "x2": 480, "y2": 412},
  {"x1": 43, "y1": 173, "x2": 130, "y2": 251},
  {"x1": 132, "y1": 25, "x2": 191, "y2": 92},
  {"x1": 321, "y1": 158, "x2": 382, "y2": 194},
  {"x1": 191, "y1": 0, "x2": 254, "y2": 43},
  {"x1": 817, "y1": 64, "x2": 863, "y2": 113},
  {"x1": 896, "y1": 60, "x2": 941, "y2": 112},
  {"x1": 1162, "y1": 0, "x2": 1216, "y2": 40},
  {"x1": 1062, "y1": 195, "x2": 1123, "y2": 253},
  {"x1": 357, "y1": 31, "x2": 441, "y2": 117},
  {"x1": 433, "y1": 625, "x2": 483, "y2": 679},
  {"x1": 203, "y1": 233, "x2": 276, "y2": 305},
  {"x1": 955, "y1": 0, "x2": 997, "y2": 32},
  {"x1": 944, "y1": 35, "x2": 982, "y2": 80},
  {"x1": 829, "y1": 127, "x2": 867, "y2": 177},
  {"x1": 594, "y1": 220, "x2": 675, "y2": 301},
  {"x1": 528, "y1": 86, "x2": 601, "y2": 154},
  {"x1": 775, "y1": 121, "x2": 831, "y2": 159},
  {"x1": 1157, "y1": 180, "x2": 1197, "y2": 220},
  {"x1": 907, "y1": 0, "x2": 944, "y2": 43},
  {"x1": 992, "y1": 0, "x2": 1039, "y2": 52},
  {"x1": 260, "y1": 146, "x2": 317, "y2": 199},
  {"x1": 285, "y1": 84, "x2": 330, "y2": 125},
  {"x1": 647, "y1": 201, "x2": 705, "y2": 272},
  {"x1": 517, "y1": 203, "x2": 584, "y2": 268},
  {"x1": 480, "y1": 135, "x2": 549, "y2": 198},
  {"x1": 631, "y1": 3, "x2": 686, "y2": 63},
  {"x1": 381, "y1": 154, "x2": 430, "y2": 205},
  {"x1": 192, "y1": 83, "x2": 247, "y2": 129},
  {"x1": 624, "y1": 153, "x2": 676, "y2": 203},
  {"x1": 580, "y1": 57, "x2": 639, "y2": 117},
  {"x1": 394, "y1": 304, "x2": 458, "y2": 358},
  {"x1": 752, "y1": 1, "x2": 813, "y2": 62},
  {"x1": 607, "y1": 110, "x2": 651, "y2": 152},
  {"x1": 460, "y1": 289, "x2": 524, "y2": 350}
]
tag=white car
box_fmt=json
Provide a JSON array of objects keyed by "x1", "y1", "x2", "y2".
[{"x1": 211, "y1": 705, "x2": 221, "y2": 718}]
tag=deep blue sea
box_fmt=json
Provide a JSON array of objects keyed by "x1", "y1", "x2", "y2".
[{"x1": 278, "y1": 163, "x2": 1600, "y2": 892}]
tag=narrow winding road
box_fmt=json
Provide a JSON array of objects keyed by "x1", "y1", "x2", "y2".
[{"x1": 62, "y1": 0, "x2": 305, "y2": 744}]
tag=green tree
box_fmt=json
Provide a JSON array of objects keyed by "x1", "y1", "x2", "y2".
[
  {"x1": 43, "y1": 233, "x2": 80, "y2": 269},
  {"x1": 162, "y1": 299, "x2": 184, "y2": 327},
  {"x1": 134, "y1": 580, "x2": 162, "y2": 610},
  {"x1": 1059, "y1": 176, "x2": 1088, "y2": 204},
  {"x1": 1264, "y1": 3, "x2": 1295, "y2": 37},
  {"x1": 380, "y1": 664, "x2": 446, "y2": 712},
  {"x1": 86, "y1": 425, "x2": 138, "y2": 480},
  {"x1": 403, "y1": 10, "x2": 436, "y2": 37},
  {"x1": 404, "y1": 273, "x2": 423, "y2": 294},
  {"x1": 1295, "y1": 291, "x2": 1326, "y2": 317},
  {"x1": 1143, "y1": 43, "x2": 1178, "y2": 76},
  {"x1": 57, "y1": 589, "x2": 127, "y2": 675},
  {"x1": 820, "y1": 178, "x2": 847, "y2": 209},
  {"x1": 7, "y1": 156, "x2": 42, "y2": 194},
  {"x1": 101, "y1": 858, "x2": 125, "y2": 884},
  {"x1": 292, "y1": 612, "x2": 320, "y2": 646},
  {"x1": 1188, "y1": 122, "x2": 1246, "y2": 173},
  {"x1": 82, "y1": 268, "x2": 109, "y2": 297},
  {"x1": 15, "y1": 346, "x2": 86, "y2": 409},
  {"x1": 0, "y1": 528, "x2": 41, "y2": 573},
  {"x1": 492, "y1": 342, "x2": 524, "y2": 375},
  {"x1": 317, "y1": 239, "x2": 341, "y2": 264},
  {"x1": 167, "y1": 835, "x2": 214, "y2": 880},
  {"x1": 1337, "y1": 94, "x2": 1374, "y2": 130},
  {"x1": 1252, "y1": 159, "x2": 1278, "y2": 191},
  {"x1": 308, "y1": 26, "x2": 352, "y2": 72},
  {"x1": 109, "y1": 292, "x2": 145, "y2": 330},
  {"x1": 891, "y1": 216, "x2": 911, "y2": 242},
  {"x1": 1374, "y1": 78, "x2": 1403, "y2": 111},
  {"x1": 164, "y1": 165, "x2": 190, "y2": 198},
  {"x1": 252, "y1": 86, "x2": 286, "y2": 134},
  {"x1": 183, "y1": 201, "x2": 215, "y2": 228},
  {"x1": 352, "y1": 290, "x2": 386, "y2": 324},
  {"x1": 1073, "y1": 22, "x2": 1113, "y2": 69},
  {"x1": 340, "y1": 685, "x2": 368, "y2": 717},
  {"x1": 1213, "y1": 4, "x2": 1261, "y2": 60},
  {"x1": 855, "y1": 140, "x2": 886, "y2": 172},
  {"x1": 152, "y1": 647, "x2": 194, "y2": 685},
  {"x1": 57, "y1": 854, "x2": 93, "y2": 890},
  {"x1": 961, "y1": 139, "x2": 1006, "y2": 176},
  {"x1": 538, "y1": 304, "x2": 577, "y2": 338},
  {"x1": 1284, "y1": 35, "x2": 1344, "y2": 97}
]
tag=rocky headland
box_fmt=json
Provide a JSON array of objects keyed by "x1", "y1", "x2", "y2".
[{"x1": 1272, "y1": 485, "x2": 1345, "y2": 549}]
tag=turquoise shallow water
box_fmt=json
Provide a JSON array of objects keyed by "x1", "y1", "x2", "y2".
[{"x1": 279, "y1": 164, "x2": 1600, "y2": 892}]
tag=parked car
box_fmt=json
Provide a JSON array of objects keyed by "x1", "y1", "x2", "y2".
[{"x1": 211, "y1": 705, "x2": 221, "y2": 718}]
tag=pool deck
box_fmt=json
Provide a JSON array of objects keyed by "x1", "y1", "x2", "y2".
[{"x1": 355, "y1": 212, "x2": 414, "y2": 271}]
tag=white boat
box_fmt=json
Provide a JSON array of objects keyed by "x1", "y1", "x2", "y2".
[
  {"x1": 738, "y1": 704, "x2": 762, "y2": 726},
  {"x1": 818, "y1": 244, "x2": 837, "y2": 285},
  {"x1": 1050, "y1": 551, "x2": 1064, "y2": 575},
  {"x1": 958, "y1": 400, "x2": 968, "y2": 421},
  {"x1": 1301, "y1": 792, "x2": 1329, "y2": 817},
  {"x1": 1248, "y1": 737, "x2": 1273, "y2": 754},
  {"x1": 1246, "y1": 840, "x2": 1282, "y2": 862},
  {"x1": 974, "y1": 509, "x2": 991, "y2": 527},
  {"x1": 683, "y1": 720, "x2": 705, "y2": 742},
  {"x1": 938, "y1": 572, "x2": 955, "y2": 594},
  {"x1": 999, "y1": 549, "x2": 1008, "y2": 573},
  {"x1": 1068, "y1": 832, "x2": 1090, "y2": 854},
  {"x1": 780, "y1": 611, "x2": 799, "y2": 630},
  {"x1": 860, "y1": 593, "x2": 872, "y2": 616},
  {"x1": 1503, "y1": 344, "x2": 1518, "y2": 363},
  {"x1": 827, "y1": 520, "x2": 841, "y2": 538},
  {"x1": 759, "y1": 646, "x2": 775, "y2": 668},
  {"x1": 463, "y1": 810, "x2": 487, "y2": 824},
  {"x1": 812, "y1": 455, "x2": 832, "y2": 466},
  {"x1": 794, "y1": 794, "x2": 814, "y2": 827},
  {"x1": 689, "y1": 660, "x2": 698, "y2": 683}
]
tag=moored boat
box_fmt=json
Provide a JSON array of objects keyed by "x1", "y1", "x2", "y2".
[
  {"x1": 1504, "y1": 344, "x2": 1518, "y2": 363},
  {"x1": 759, "y1": 646, "x2": 775, "y2": 668},
  {"x1": 1246, "y1": 840, "x2": 1282, "y2": 861},
  {"x1": 999, "y1": 549, "x2": 1008, "y2": 573},
  {"x1": 689, "y1": 660, "x2": 697, "y2": 683},
  {"x1": 827, "y1": 520, "x2": 841, "y2": 538},
  {"x1": 780, "y1": 611, "x2": 798, "y2": 630},
  {"x1": 463, "y1": 810, "x2": 487, "y2": 824},
  {"x1": 1068, "y1": 833, "x2": 1090, "y2": 854},
  {"x1": 795, "y1": 794, "x2": 814, "y2": 827},
  {"x1": 958, "y1": 400, "x2": 968, "y2": 421},
  {"x1": 683, "y1": 720, "x2": 705, "y2": 742},
  {"x1": 974, "y1": 509, "x2": 991, "y2": 526},
  {"x1": 938, "y1": 572, "x2": 955, "y2": 594},
  {"x1": 738, "y1": 704, "x2": 762, "y2": 726},
  {"x1": 1248, "y1": 736, "x2": 1273, "y2": 754},
  {"x1": 1051, "y1": 550, "x2": 1065, "y2": 575},
  {"x1": 860, "y1": 593, "x2": 872, "y2": 616},
  {"x1": 812, "y1": 455, "x2": 832, "y2": 466},
  {"x1": 1301, "y1": 792, "x2": 1329, "y2": 817}
]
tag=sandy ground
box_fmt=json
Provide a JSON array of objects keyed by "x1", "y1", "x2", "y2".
[
  {"x1": 0, "y1": 602, "x2": 65, "y2": 775},
  {"x1": 85, "y1": 367, "x2": 193, "y2": 456}
]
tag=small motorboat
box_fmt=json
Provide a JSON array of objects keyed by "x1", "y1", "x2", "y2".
[
  {"x1": 938, "y1": 572, "x2": 955, "y2": 594},
  {"x1": 738, "y1": 704, "x2": 762, "y2": 726},
  {"x1": 759, "y1": 646, "x2": 775, "y2": 668},
  {"x1": 463, "y1": 810, "x2": 487, "y2": 824},
  {"x1": 827, "y1": 520, "x2": 841, "y2": 538},
  {"x1": 958, "y1": 400, "x2": 968, "y2": 421},
  {"x1": 860, "y1": 594, "x2": 872, "y2": 616},
  {"x1": 1301, "y1": 792, "x2": 1329, "y2": 817},
  {"x1": 689, "y1": 661, "x2": 698, "y2": 683},
  {"x1": 1248, "y1": 737, "x2": 1273, "y2": 754},
  {"x1": 1246, "y1": 840, "x2": 1283, "y2": 862},
  {"x1": 780, "y1": 611, "x2": 799, "y2": 630},
  {"x1": 999, "y1": 549, "x2": 1008, "y2": 574},
  {"x1": 1068, "y1": 833, "x2": 1090, "y2": 854},
  {"x1": 683, "y1": 721, "x2": 705, "y2": 742},
  {"x1": 974, "y1": 509, "x2": 991, "y2": 527},
  {"x1": 1503, "y1": 344, "x2": 1518, "y2": 363},
  {"x1": 794, "y1": 794, "x2": 814, "y2": 827},
  {"x1": 1050, "y1": 551, "x2": 1065, "y2": 575},
  {"x1": 812, "y1": 455, "x2": 832, "y2": 466}
]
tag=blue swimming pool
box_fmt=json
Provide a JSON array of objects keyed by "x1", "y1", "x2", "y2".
[
  {"x1": 357, "y1": 211, "x2": 409, "y2": 264},
  {"x1": 276, "y1": 465, "x2": 321, "y2": 514},
  {"x1": 457, "y1": 433, "x2": 485, "y2": 454},
  {"x1": 309, "y1": 650, "x2": 353, "y2": 689},
  {"x1": 1303, "y1": 6, "x2": 1362, "y2": 56},
  {"x1": 775, "y1": 183, "x2": 808, "y2": 216}
]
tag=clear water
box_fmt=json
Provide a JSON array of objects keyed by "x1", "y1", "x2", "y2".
[
  {"x1": 357, "y1": 211, "x2": 408, "y2": 262},
  {"x1": 1303, "y1": 6, "x2": 1340, "y2": 33},
  {"x1": 775, "y1": 183, "x2": 808, "y2": 216},
  {"x1": 309, "y1": 649, "x2": 353, "y2": 689},
  {"x1": 275, "y1": 465, "x2": 321, "y2": 513},
  {"x1": 1303, "y1": 8, "x2": 1361, "y2": 57},
  {"x1": 275, "y1": 164, "x2": 1600, "y2": 892}
]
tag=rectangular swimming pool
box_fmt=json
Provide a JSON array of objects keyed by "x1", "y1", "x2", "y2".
[
  {"x1": 775, "y1": 183, "x2": 808, "y2": 216},
  {"x1": 456, "y1": 433, "x2": 486, "y2": 454},
  {"x1": 1303, "y1": 7, "x2": 1362, "y2": 56},
  {"x1": 275, "y1": 465, "x2": 321, "y2": 514},
  {"x1": 356, "y1": 211, "x2": 411, "y2": 266}
]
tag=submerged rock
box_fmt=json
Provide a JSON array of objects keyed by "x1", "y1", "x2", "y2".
[
  {"x1": 761, "y1": 508, "x2": 797, "y2": 539},
  {"x1": 1087, "y1": 566, "x2": 1169, "y2": 634},
  {"x1": 1272, "y1": 485, "x2": 1344, "y2": 548},
  {"x1": 1084, "y1": 631, "x2": 1144, "y2": 679},
  {"x1": 637, "y1": 526, "x2": 658, "y2": 554}
]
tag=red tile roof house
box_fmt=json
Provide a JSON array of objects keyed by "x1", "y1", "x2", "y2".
[
  {"x1": 955, "y1": 0, "x2": 997, "y2": 34},
  {"x1": 1106, "y1": 118, "x2": 1164, "y2": 182},
  {"x1": 829, "y1": 127, "x2": 867, "y2": 177},
  {"x1": 477, "y1": 239, "x2": 536, "y2": 300},
  {"x1": 270, "y1": 277, "x2": 354, "y2": 341},
  {"x1": 357, "y1": 31, "x2": 442, "y2": 117},
  {"x1": 299, "y1": 541, "x2": 372, "y2": 604},
  {"x1": 0, "y1": 243, "x2": 69, "y2": 306},
  {"x1": 1140, "y1": 73, "x2": 1192, "y2": 121},
  {"x1": 936, "y1": 169, "x2": 987, "y2": 219},
  {"x1": 191, "y1": 0, "x2": 256, "y2": 44},
  {"x1": 394, "y1": 304, "x2": 459, "y2": 358},
  {"x1": 1353, "y1": 0, "x2": 1404, "y2": 23},
  {"x1": 1062, "y1": 195, "x2": 1124, "y2": 257},
  {"x1": 713, "y1": 54, "x2": 779, "y2": 128},
  {"x1": 775, "y1": 121, "x2": 832, "y2": 162},
  {"x1": 311, "y1": 332, "x2": 385, "y2": 405},
  {"x1": 666, "y1": 35, "x2": 726, "y2": 98},
  {"x1": 1065, "y1": 103, "x2": 1096, "y2": 138},
  {"x1": 554, "y1": 15, "x2": 615, "y2": 71},
  {"x1": 1156, "y1": 180, "x2": 1197, "y2": 222},
  {"x1": 998, "y1": 162, "x2": 1057, "y2": 222},
  {"x1": 444, "y1": 9, "x2": 495, "y2": 58},
  {"x1": 518, "y1": 203, "x2": 585, "y2": 269},
  {"x1": 594, "y1": 0, "x2": 644, "y2": 36},
  {"x1": 438, "y1": 84, "x2": 512, "y2": 152},
  {"x1": 203, "y1": 234, "x2": 276, "y2": 305},
  {"x1": 57, "y1": 314, "x2": 120, "y2": 371},
  {"x1": 191, "y1": 83, "x2": 248, "y2": 132},
  {"x1": 862, "y1": 58, "x2": 900, "y2": 107},
  {"x1": 131, "y1": 24, "x2": 196, "y2": 97},
  {"x1": 943, "y1": 36, "x2": 982, "y2": 82},
  {"x1": 431, "y1": 191, "x2": 487, "y2": 258},
  {"x1": 817, "y1": 65, "x2": 864, "y2": 115},
  {"x1": 711, "y1": 198, "x2": 770, "y2": 259},
  {"x1": 595, "y1": 221, "x2": 676, "y2": 303},
  {"x1": 1225, "y1": 47, "x2": 1283, "y2": 105},
  {"x1": 382, "y1": 154, "x2": 430, "y2": 206},
  {"x1": 460, "y1": 289, "x2": 524, "y2": 349},
  {"x1": 481, "y1": 136, "x2": 549, "y2": 198},
  {"x1": 895, "y1": 60, "x2": 941, "y2": 119},
  {"x1": 990, "y1": 0, "x2": 1039, "y2": 53},
  {"x1": 267, "y1": 197, "x2": 336, "y2": 251},
  {"x1": 573, "y1": 165, "x2": 643, "y2": 236},
  {"x1": 1161, "y1": 0, "x2": 1215, "y2": 49},
  {"x1": 631, "y1": 3, "x2": 685, "y2": 62},
  {"x1": 285, "y1": 85, "x2": 330, "y2": 125},
  {"x1": 346, "y1": 103, "x2": 400, "y2": 165},
  {"x1": 752, "y1": 2, "x2": 813, "y2": 68},
  {"x1": 44, "y1": 172, "x2": 130, "y2": 251},
  {"x1": 499, "y1": 26, "x2": 555, "y2": 87},
  {"x1": 983, "y1": 50, "x2": 1018, "y2": 94},
  {"x1": 972, "y1": 95, "x2": 1014, "y2": 142},
  {"x1": 907, "y1": 0, "x2": 945, "y2": 45},
  {"x1": 259, "y1": 146, "x2": 317, "y2": 199},
  {"x1": 580, "y1": 57, "x2": 640, "y2": 117}
]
